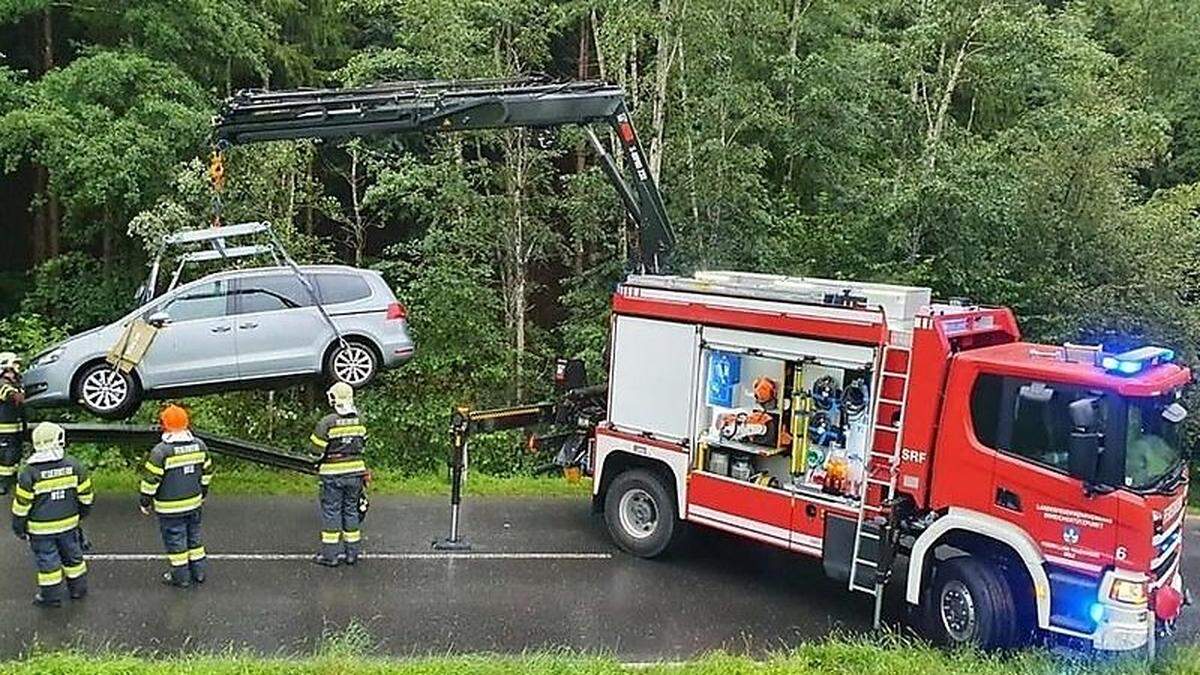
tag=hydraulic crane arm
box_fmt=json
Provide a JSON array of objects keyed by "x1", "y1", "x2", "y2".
[{"x1": 212, "y1": 77, "x2": 675, "y2": 272}]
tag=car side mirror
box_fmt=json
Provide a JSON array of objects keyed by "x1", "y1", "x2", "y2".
[
  {"x1": 1067, "y1": 432, "x2": 1100, "y2": 484},
  {"x1": 148, "y1": 311, "x2": 172, "y2": 329}
]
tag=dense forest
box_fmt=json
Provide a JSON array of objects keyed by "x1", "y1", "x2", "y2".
[{"x1": 1, "y1": 0, "x2": 1199, "y2": 473}]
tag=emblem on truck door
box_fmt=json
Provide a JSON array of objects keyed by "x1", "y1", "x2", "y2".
[{"x1": 1063, "y1": 526, "x2": 1080, "y2": 546}]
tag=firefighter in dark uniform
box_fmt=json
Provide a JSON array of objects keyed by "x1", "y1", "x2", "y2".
[
  {"x1": 11, "y1": 422, "x2": 93, "y2": 607},
  {"x1": 139, "y1": 404, "x2": 213, "y2": 588},
  {"x1": 0, "y1": 352, "x2": 27, "y2": 495},
  {"x1": 310, "y1": 382, "x2": 367, "y2": 567}
]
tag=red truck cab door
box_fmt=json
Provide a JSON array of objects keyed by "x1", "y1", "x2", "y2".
[{"x1": 973, "y1": 374, "x2": 1120, "y2": 576}]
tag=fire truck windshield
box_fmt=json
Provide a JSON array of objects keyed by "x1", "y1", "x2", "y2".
[{"x1": 1123, "y1": 395, "x2": 1187, "y2": 492}]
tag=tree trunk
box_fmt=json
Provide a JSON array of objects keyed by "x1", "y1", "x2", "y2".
[
  {"x1": 30, "y1": 7, "x2": 59, "y2": 264},
  {"x1": 349, "y1": 146, "x2": 366, "y2": 266},
  {"x1": 648, "y1": 0, "x2": 675, "y2": 183}
]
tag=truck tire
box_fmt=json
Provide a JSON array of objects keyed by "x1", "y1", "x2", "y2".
[
  {"x1": 924, "y1": 556, "x2": 1018, "y2": 650},
  {"x1": 75, "y1": 362, "x2": 142, "y2": 420},
  {"x1": 604, "y1": 468, "x2": 679, "y2": 558}
]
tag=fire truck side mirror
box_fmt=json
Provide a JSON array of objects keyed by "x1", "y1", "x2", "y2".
[{"x1": 1067, "y1": 432, "x2": 1100, "y2": 484}]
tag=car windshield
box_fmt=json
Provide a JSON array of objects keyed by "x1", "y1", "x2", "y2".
[{"x1": 1124, "y1": 395, "x2": 1187, "y2": 491}]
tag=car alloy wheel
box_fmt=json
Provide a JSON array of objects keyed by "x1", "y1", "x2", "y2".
[
  {"x1": 81, "y1": 367, "x2": 130, "y2": 413},
  {"x1": 332, "y1": 343, "x2": 375, "y2": 387}
]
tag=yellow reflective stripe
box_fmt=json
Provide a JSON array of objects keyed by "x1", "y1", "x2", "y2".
[
  {"x1": 139, "y1": 480, "x2": 158, "y2": 495},
  {"x1": 34, "y1": 476, "x2": 78, "y2": 494},
  {"x1": 310, "y1": 434, "x2": 328, "y2": 449},
  {"x1": 342, "y1": 530, "x2": 361, "y2": 543},
  {"x1": 167, "y1": 552, "x2": 190, "y2": 566},
  {"x1": 319, "y1": 460, "x2": 366, "y2": 476},
  {"x1": 14, "y1": 485, "x2": 33, "y2": 500},
  {"x1": 27, "y1": 515, "x2": 79, "y2": 535},
  {"x1": 11, "y1": 501, "x2": 30, "y2": 516},
  {"x1": 154, "y1": 494, "x2": 202, "y2": 514},
  {"x1": 143, "y1": 461, "x2": 164, "y2": 476},
  {"x1": 77, "y1": 493, "x2": 94, "y2": 505},
  {"x1": 77, "y1": 478, "x2": 92, "y2": 493},
  {"x1": 164, "y1": 452, "x2": 206, "y2": 470},
  {"x1": 327, "y1": 425, "x2": 367, "y2": 438},
  {"x1": 321, "y1": 531, "x2": 341, "y2": 544},
  {"x1": 38, "y1": 569, "x2": 63, "y2": 586},
  {"x1": 63, "y1": 561, "x2": 87, "y2": 579},
  {"x1": 0, "y1": 422, "x2": 22, "y2": 433},
  {"x1": 200, "y1": 475, "x2": 213, "y2": 486},
  {"x1": 188, "y1": 546, "x2": 206, "y2": 561},
  {"x1": 0, "y1": 465, "x2": 16, "y2": 476}
]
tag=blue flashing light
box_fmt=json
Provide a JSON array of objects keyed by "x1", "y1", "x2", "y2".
[
  {"x1": 1100, "y1": 346, "x2": 1175, "y2": 377},
  {"x1": 1089, "y1": 603, "x2": 1105, "y2": 624}
]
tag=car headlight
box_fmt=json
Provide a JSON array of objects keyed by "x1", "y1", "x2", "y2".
[
  {"x1": 1110, "y1": 578, "x2": 1148, "y2": 605},
  {"x1": 32, "y1": 349, "x2": 64, "y2": 368}
]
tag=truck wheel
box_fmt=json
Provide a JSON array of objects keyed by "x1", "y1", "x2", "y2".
[
  {"x1": 75, "y1": 362, "x2": 142, "y2": 420},
  {"x1": 924, "y1": 556, "x2": 1018, "y2": 650},
  {"x1": 604, "y1": 468, "x2": 679, "y2": 558}
]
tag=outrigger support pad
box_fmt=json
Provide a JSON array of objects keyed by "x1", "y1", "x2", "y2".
[{"x1": 432, "y1": 419, "x2": 472, "y2": 551}]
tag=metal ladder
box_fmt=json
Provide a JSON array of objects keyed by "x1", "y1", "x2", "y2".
[{"x1": 847, "y1": 339, "x2": 913, "y2": 628}]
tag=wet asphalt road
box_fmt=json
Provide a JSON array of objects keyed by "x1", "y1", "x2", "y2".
[{"x1": 0, "y1": 494, "x2": 1195, "y2": 660}]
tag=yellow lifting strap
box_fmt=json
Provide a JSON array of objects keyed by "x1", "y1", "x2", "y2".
[{"x1": 208, "y1": 149, "x2": 226, "y2": 228}]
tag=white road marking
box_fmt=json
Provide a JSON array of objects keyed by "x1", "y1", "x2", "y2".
[{"x1": 87, "y1": 552, "x2": 613, "y2": 561}]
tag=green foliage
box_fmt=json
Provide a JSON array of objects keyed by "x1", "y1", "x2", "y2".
[
  {"x1": 19, "y1": 253, "x2": 141, "y2": 332},
  {"x1": 0, "y1": 312, "x2": 66, "y2": 359}
]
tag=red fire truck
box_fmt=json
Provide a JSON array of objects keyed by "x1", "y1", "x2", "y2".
[
  {"x1": 588, "y1": 270, "x2": 1190, "y2": 652},
  {"x1": 210, "y1": 78, "x2": 1190, "y2": 653}
]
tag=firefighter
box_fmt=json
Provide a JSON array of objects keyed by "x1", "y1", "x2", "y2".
[
  {"x1": 11, "y1": 422, "x2": 92, "y2": 607},
  {"x1": 0, "y1": 352, "x2": 26, "y2": 495},
  {"x1": 139, "y1": 404, "x2": 212, "y2": 588},
  {"x1": 310, "y1": 382, "x2": 367, "y2": 567}
]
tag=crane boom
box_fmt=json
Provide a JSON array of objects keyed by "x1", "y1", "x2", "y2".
[{"x1": 212, "y1": 77, "x2": 675, "y2": 272}]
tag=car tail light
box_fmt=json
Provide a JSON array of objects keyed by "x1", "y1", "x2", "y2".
[{"x1": 387, "y1": 302, "x2": 408, "y2": 320}]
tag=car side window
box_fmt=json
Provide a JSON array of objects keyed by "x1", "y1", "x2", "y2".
[
  {"x1": 161, "y1": 281, "x2": 230, "y2": 323},
  {"x1": 316, "y1": 273, "x2": 371, "y2": 304},
  {"x1": 233, "y1": 274, "x2": 317, "y2": 315}
]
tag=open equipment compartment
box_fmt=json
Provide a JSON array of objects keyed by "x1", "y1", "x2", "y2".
[{"x1": 691, "y1": 326, "x2": 878, "y2": 504}]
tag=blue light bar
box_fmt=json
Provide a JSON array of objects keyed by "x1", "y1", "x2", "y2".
[{"x1": 1100, "y1": 346, "x2": 1175, "y2": 376}]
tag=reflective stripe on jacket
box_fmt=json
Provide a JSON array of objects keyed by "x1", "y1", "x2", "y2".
[
  {"x1": 140, "y1": 438, "x2": 212, "y2": 515},
  {"x1": 310, "y1": 413, "x2": 367, "y2": 477},
  {"x1": 12, "y1": 457, "x2": 91, "y2": 535}
]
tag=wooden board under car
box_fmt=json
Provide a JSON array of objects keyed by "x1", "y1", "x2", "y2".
[{"x1": 105, "y1": 319, "x2": 159, "y2": 373}]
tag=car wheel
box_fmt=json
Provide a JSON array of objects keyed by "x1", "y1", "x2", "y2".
[
  {"x1": 924, "y1": 556, "x2": 1019, "y2": 650},
  {"x1": 75, "y1": 363, "x2": 142, "y2": 420},
  {"x1": 604, "y1": 469, "x2": 680, "y2": 558},
  {"x1": 326, "y1": 340, "x2": 380, "y2": 388}
]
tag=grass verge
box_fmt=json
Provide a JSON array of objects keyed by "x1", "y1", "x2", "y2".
[
  {"x1": 5, "y1": 639, "x2": 1199, "y2": 675},
  {"x1": 90, "y1": 467, "x2": 592, "y2": 498}
]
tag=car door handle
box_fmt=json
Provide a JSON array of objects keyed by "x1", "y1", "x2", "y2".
[
  {"x1": 210, "y1": 326, "x2": 232, "y2": 334},
  {"x1": 995, "y1": 487, "x2": 1022, "y2": 512},
  {"x1": 239, "y1": 322, "x2": 259, "y2": 330}
]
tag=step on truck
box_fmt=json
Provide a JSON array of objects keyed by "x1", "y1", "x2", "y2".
[{"x1": 590, "y1": 270, "x2": 1190, "y2": 652}]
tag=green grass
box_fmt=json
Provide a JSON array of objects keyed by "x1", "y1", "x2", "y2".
[
  {"x1": 4, "y1": 639, "x2": 1198, "y2": 675},
  {"x1": 90, "y1": 467, "x2": 592, "y2": 498}
]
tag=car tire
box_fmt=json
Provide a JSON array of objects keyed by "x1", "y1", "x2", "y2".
[
  {"x1": 325, "y1": 339, "x2": 380, "y2": 389},
  {"x1": 924, "y1": 556, "x2": 1019, "y2": 650},
  {"x1": 74, "y1": 362, "x2": 142, "y2": 420},
  {"x1": 604, "y1": 468, "x2": 680, "y2": 558}
]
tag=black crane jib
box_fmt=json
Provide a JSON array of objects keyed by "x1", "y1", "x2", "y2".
[{"x1": 211, "y1": 77, "x2": 675, "y2": 273}]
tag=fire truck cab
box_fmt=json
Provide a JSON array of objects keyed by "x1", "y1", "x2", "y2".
[{"x1": 592, "y1": 270, "x2": 1190, "y2": 652}]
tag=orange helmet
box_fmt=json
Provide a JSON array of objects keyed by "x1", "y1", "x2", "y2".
[{"x1": 160, "y1": 404, "x2": 190, "y2": 433}]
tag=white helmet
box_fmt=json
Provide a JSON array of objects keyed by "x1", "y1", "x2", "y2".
[
  {"x1": 0, "y1": 352, "x2": 20, "y2": 374},
  {"x1": 32, "y1": 422, "x2": 65, "y2": 454},
  {"x1": 327, "y1": 381, "x2": 356, "y2": 415}
]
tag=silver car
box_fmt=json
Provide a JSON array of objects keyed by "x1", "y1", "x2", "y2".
[{"x1": 23, "y1": 265, "x2": 415, "y2": 419}]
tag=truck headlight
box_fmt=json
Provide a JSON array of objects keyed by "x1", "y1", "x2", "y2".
[
  {"x1": 1110, "y1": 579, "x2": 1148, "y2": 605},
  {"x1": 32, "y1": 349, "x2": 63, "y2": 368}
]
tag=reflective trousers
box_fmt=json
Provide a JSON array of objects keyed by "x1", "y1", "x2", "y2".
[
  {"x1": 30, "y1": 529, "x2": 87, "y2": 602},
  {"x1": 0, "y1": 436, "x2": 19, "y2": 489},
  {"x1": 159, "y1": 510, "x2": 206, "y2": 584},
  {"x1": 319, "y1": 475, "x2": 363, "y2": 561}
]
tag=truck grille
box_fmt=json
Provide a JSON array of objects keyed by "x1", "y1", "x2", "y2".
[{"x1": 1151, "y1": 515, "x2": 1184, "y2": 587}]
